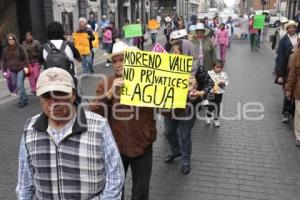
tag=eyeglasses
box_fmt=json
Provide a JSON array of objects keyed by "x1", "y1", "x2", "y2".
[
  {"x1": 8, "y1": 38, "x2": 15, "y2": 41},
  {"x1": 41, "y1": 91, "x2": 71, "y2": 99}
]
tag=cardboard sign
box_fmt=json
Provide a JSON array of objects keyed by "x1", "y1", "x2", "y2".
[
  {"x1": 92, "y1": 32, "x2": 99, "y2": 48},
  {"x1": 152, "y1": 43, "x2": 167, "y2": 53},
  {"x1": 253, "y1": 15, "x2": 266, "y2": 29},
  {"x1": 72, "y1": 32, "x2": 91, "y2": 55},
  {"x1": 120, "y1": 50, "x2": 193, "y2": 108},
  {"x1": 148, "y1": 20, "x2": 159, "y2": 30},
  {"x1": 123, "y1": 24, "x2": 143, "y2": 38}
]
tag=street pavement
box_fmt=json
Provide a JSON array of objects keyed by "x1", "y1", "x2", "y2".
[{"x1": 1, "y1": 32, "x2": 300, "y2": 200}]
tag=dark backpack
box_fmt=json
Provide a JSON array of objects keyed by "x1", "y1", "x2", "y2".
[{"x1": 44, "y1": 41, "x2": 74, "y2": 75}]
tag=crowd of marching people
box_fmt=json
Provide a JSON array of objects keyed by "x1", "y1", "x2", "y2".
[
  {"x1": 0, "y1": 12, "x2": 235, "y2": 199},
  {"x1": 5, "y1": 9, "x2": 300, "y2": 200},
  {"x1": 0, "y1": 12, "x2": 234, "y2": 200}
]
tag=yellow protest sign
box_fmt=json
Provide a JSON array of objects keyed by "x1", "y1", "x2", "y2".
[
  {"x1": 148, "y1": 20, "x2": 159, "y2": 30},
  {"x1": 72, "y1": 32, "x2": 90, "y2": 55},
  {"x1": 120, "y1": 50, "x2": 193, "y2": 108},
  {"x1": 92, "y1": 32, "x2": 99, "y2": 48}
]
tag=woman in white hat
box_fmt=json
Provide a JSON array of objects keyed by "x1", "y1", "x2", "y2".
[
  {"x1": 274, "y1": 20, "x2": 298, "y2": 123},
  {"x1": 191, "y1": 23, "x2": 217, "y2": 71},
  {"x1": 163, "y1": 38, "x2": 213, "y2": 175},
  {"x1": 163, "y1": 16, "x2": 174, "y2": 42},
  {"x1": 272, "y1": 18, "x2": 289, "y2": 50}
]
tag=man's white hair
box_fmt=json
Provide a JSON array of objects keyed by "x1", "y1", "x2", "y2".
[{"x1": 79, "y1": 17, "x2": 87, "y2": 24}]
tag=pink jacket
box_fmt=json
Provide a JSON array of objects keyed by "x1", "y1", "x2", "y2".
[
  {"x1": 103, "y1": 29, "x2": 112, "y2": 44},
  {"x1": 216, "y1": 29, "x2": 229, "y2": 45}
]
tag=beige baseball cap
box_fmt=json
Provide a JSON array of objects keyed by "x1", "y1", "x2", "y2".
[{"x1": 36, "y1": 67, "x2": 75, "y2": 96}]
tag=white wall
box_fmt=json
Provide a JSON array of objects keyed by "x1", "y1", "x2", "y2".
[{"x1": 52, "y1": 0, "x2": 79, "y2": 33}]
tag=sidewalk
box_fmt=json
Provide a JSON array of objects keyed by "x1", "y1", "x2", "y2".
[{"x1": 0, "y1": 30, "x2": 165, "y2": 102}]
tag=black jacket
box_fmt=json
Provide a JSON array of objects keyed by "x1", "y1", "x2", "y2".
[{"x1": 275, "y1": 34, "x2": 294, "y2": 77}]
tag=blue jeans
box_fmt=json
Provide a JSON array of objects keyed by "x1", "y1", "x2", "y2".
[
  {"x1": 11, "y1": 70, "x2": 28, "y2": 104},
  {"x1": 164, "y1": 115, "x2": 196, "y2": 165},
  {"x1": 82, "y1": 54, "x2": 93, "y2": 73},
  {"x1": 124, "y1": 38, "x2": 133, "y2": 45},
  {"x1": 250, "y1": 33, "x2": 258, "y2": 50},
  {"x1": 151, "y1": 33, "x2": 157, "y2": 44},
  {"x1": 103, "y1": 43, "x2": 113, "y2": 54}
]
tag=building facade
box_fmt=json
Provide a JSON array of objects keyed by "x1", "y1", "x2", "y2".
[
  {"x1": 0, "y1": 0, "x2": 155, "y2": 43},
  {"x1": 0, "y1": 0, "x2": 50, "y2": 43},
  {"x1": 238, "y1": 0, "x2": 281, "y2": 16},
  {"x1": 0, "y1": 0, "x2": 209, "y2": 44},
  {"x1": 250, "y1": 0, "x2": 277, "y2": 11},
  {"x1": 237, "y1": 0, "x2": 300, "y2": 19},
  {"x1": 286, "y1": 0, "x2": 300, "y2": 19},
  {"x1": 199, "y1": 0, "x2": 209, "y2": 13}
]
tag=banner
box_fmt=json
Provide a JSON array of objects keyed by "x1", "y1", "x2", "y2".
[
  {"x1": 148, "y1": 20, "x2": 159, "y2": 30},
  {"x1": 120, "y1": 50, "x2": 193, "y2": 108},
  {"x1": 92, "y1": 32, "x2": 99, "y2": 48},
  {"x1": 152, "y1": 43, "x2": 167, "y2": 53},
  {"x1": 123, "y1": 24, "x2": 143, "y2": 38},
  {"x1": 72, "y1": 32, "x2": 90, "y2": 55},
  {"x1": 253, "y1": 15, "x2": 265, "y2": 29}
]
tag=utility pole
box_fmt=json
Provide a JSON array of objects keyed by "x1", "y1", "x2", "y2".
[
  {"x1": 261, "y1": 0, "x2": 267, "y2": 12},
  {"x1": 243, "y1": 0, "x2": 246, "y2": 16}
]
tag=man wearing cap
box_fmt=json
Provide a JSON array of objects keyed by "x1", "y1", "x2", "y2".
[
  {"x1": 164, "y1": 16, "x2": 173, "y2": 42},
  {"x1": 275, "y1": 20, "x2": 298, "y2": 123},
  {"x1": 90, "y1": 41, "x2": 157, "y2": 200},
  {"x1": 16, "y1": 67, "x2": 125, "y2": 199},
  {"x1": 191, "y1": 23, "x2": 217, "y2": 71}
]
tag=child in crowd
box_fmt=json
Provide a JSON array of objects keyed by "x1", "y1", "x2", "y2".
[
  {"x1": 206, "y1": 60, "x2": 229, "y2": 127},
  {"x1": 216, "y1": 23, "x2": 229, "y2": 62},
  {"x1": 102, "y1": 25, "x2": 113, "y2": 67}
]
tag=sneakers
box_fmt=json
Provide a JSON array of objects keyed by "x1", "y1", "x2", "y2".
[
  {"x1": 18, "y1": 102, "x2": 28, "y2": 108},
  {"x1": 181, "y1": 164, "x2": 190, "y2": 175},
  {"x1": 213, "y1": 119, "x2": 220, "y2": 127},
  {"x1": 296, "y1": 140, "x2": 300, "y2": 147},
  {"x1": 165, "y1": 153, "x2": 181, "y2": 163},
  {"x1": 28, "y1": 91, "x2": 36, "y2": 96},
  {"x1": 105, "y1": 63, "x2": 110, "y2": 68},
  {"x1": 10, "y1": 93, "x2": 17, "y2": 97},
  {"x1": 281, "y1": 113, "x2": 290, "y2": 123},
  {"x1": 206, "y1": 118, "x2": 220, "y2": 127},
  {"x1": 206, "y1": 118, "x2": 211, "y2": 125}
]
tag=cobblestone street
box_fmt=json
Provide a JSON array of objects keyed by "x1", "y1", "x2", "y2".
[{"x1": 1, "y1": 38, "x2": 300, "y2": 200}]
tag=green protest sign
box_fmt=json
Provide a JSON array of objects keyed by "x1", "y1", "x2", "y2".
[
  {"x1": 123, "y1": 24, "x2": 143, "y2": 38},
  {"x1": 253, "y1": 15, "x2": 266, "y2": 29}
]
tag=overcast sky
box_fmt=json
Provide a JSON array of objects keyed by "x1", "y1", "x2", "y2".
[{"x1": 224, "y1": 0, "x2": 236, "y2": 7}]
